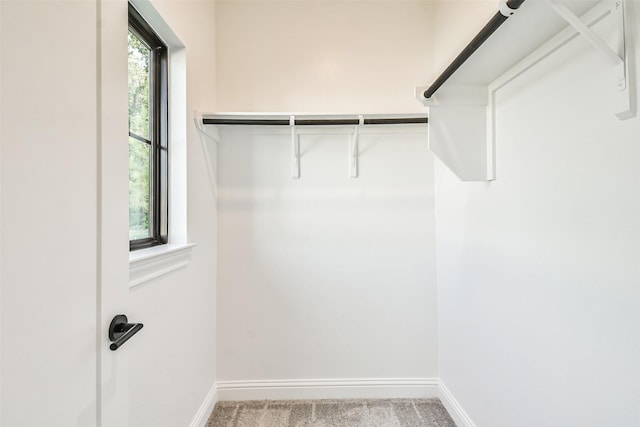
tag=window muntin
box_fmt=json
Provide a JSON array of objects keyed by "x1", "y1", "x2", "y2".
[{"x1": 128, "y1": 3, "x2": 168, "y2": 250}]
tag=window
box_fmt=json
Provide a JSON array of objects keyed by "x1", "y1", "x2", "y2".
[{"x1": 128, "y1": 3, "x2": 168, "y2": 251}]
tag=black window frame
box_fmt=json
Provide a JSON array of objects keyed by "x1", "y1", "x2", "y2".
[{"x1": 128, "y1": 3, "x2": 169, "y2": 251}]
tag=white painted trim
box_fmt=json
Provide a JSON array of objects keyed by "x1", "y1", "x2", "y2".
[
  {"x1": 438, "y1": 380, "x2": 476, "y2": 427},
  {"x1": 129, "y1": 243, "x2": 196, "y2": 288},
  {"x1": 129, "y1": 0, "x2": 184, "y2": 48},
  {"x1": 189, "y1": 383, "x2": 218, "y2": 427},
  {"x1": 216, "y1": 378, "x2": 439, "y2": 401}
]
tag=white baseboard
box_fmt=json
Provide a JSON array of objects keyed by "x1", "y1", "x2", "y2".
[
  {"x1": 189, "y1": 383, "x2": 218, "y2": 427},
  {"x1": 438, "y1": 380, "x2": 476, "y2": 427},
  {"x1": 216, "y1": 378, "x2": 439, "y2": 401}
]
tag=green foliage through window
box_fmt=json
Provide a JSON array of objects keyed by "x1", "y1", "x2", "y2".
[
  {"x1": 128, "y1": 3, "x2": 168, "y2": 250},
  {"x1": 128, "y1": 30, "x2": 152, "y2": 241}
]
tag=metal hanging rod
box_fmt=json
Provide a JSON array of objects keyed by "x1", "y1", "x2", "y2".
[
  {"x1": 202, "y1": 116, "x2": 428, "y2": 126},
  {"x1": 423, "y1": 0, "x2": 526, "y2": 99}
]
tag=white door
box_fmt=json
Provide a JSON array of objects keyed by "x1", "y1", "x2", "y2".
[{"x1": 1, "y1": 0, "x2": 131, "y2": 425}]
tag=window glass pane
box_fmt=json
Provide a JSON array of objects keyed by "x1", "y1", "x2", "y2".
[
  {"x1": 128, "y1": 6, "x2": 168, "y2": 250},
  {"x1": 128, "y1": 31, "x2": 151, "y2": 140},
  {"x1": 129, "y1": 136, "x2": 151, "y2": 240}
]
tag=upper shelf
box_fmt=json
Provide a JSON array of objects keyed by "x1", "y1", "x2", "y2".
[
  {"x1": 423, "y1": 0, "x2": 601, "y2": 97},
  {"x1": 421, "y1": 0, "x2": 632, "y2": 181}
]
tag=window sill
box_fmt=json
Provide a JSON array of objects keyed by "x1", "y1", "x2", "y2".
[{"x1": 129, "y1": 243, "x2": 196, "y2": 288}]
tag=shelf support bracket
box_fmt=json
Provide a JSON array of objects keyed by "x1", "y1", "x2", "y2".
[
  {"x1": 290, "y1": 116, "x2": 300, "y2": 179},
  {"x1": 549, "y1": 0, "x2": 623, "y2": 66},
  {"x1": 349, "y1": 115, "x2": 363, "y2": 179},
  {"x1": 419, "y1": 85, "x2": 493, "y2": 181},
  {"x1": 194, "y1": 112, "x2": 220, "y2": 195},
  {"x1": 548, "y1": 0, "x2": 633, "y2": 119}
]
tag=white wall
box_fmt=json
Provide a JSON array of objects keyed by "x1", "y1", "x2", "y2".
[
  {"x1": 1, "y1": 2, "x2": 99, "y2": 425},
  {"x1": 434, "y1": 2, "x2": 640, "y2": 426},
  {"x1": 214, "y1": 0, "x2": 440, "y2": 395},
  {"x1": 215, "y1": 0, "x2": 435, "y2": 114},
  {"x1": 431, "y1": 0, "x2": 496, "y2": 76},
  {"x1": 216, "y1": 126, "x2": 438, "y2": 393},
  {"x1": 127, "y1": 1, "x2": 218, "y2": 426}
]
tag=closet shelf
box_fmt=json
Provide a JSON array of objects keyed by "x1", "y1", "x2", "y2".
[
  {"x1": 420, "y1": 0, "x2": 601, "y2": 99},
  {"x1": 196, "y1": 113, "x2": 428, "y2": 180},
  {"x1": 419, "y1": 0, "x2": 633, "y2": 182},
  {"x1": 199, "y1": 113, "x2": 428, "y2": 127}
]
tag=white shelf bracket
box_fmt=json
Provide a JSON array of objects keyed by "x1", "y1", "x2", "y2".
[
  {"x1": 194, "y1": 112, "x2": 219, "y2": 195},
  {"x1": 193, "y1": 111, "x2": 220, "y2": 143},
  {"x1": 548, "y1": 0, "x2": 633, "y2": 119},
  {"x1": 349, "y1": 115, "x2": 363, "y2": 179},
  {"x1": 290, "y1": 115, "x2": 300, "y2": 179},
  {"x1": 424, "y1": 85, "x2": 493, "y2": 181},
  {"x1": 549, "y1": 1, "x2": 623, "y2": 66}
]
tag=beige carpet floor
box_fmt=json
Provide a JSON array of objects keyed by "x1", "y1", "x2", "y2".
[{"x1": 206, "y1": 398, "x2": 457, "y2": 427}]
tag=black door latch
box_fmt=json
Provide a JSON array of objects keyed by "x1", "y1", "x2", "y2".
[{"x1": 108, "y1": 314, "x2": 143, "y2": 351}]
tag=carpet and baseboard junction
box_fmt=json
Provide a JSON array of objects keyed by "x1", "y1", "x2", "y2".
[{"x1": 206, "y1": 398, "x2": 457, "y2": 427}]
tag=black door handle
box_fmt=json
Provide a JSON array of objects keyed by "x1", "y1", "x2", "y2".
[{"x1": 108, "y1": 314, "x2": 143, "y2": 351}]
